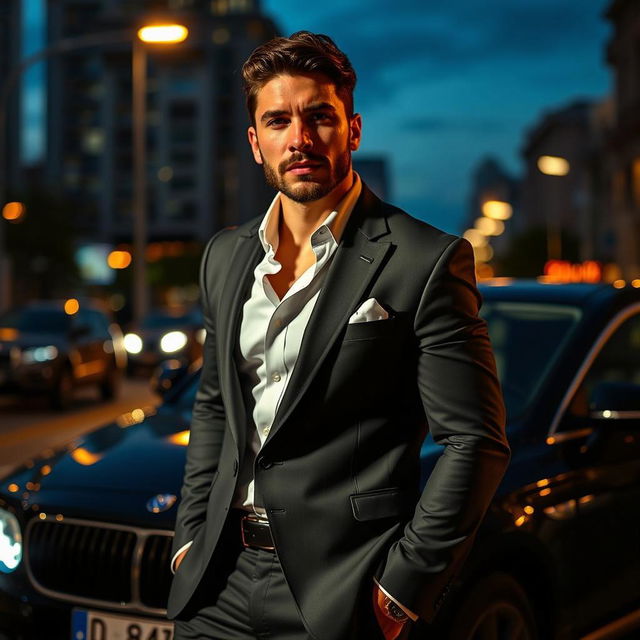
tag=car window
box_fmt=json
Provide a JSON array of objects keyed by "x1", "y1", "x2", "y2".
[
  {"x1": 480, "y1": 302, "x2": 582, "y2": 420},
  {"x1": 142, "y1": 312, "x2": 191, "y2": 329},
  {"x1": 566, "y1": 311, "x2": 640, "y2": 418},
  {"x1": 0, "y1": 308, "x2": 70, "y2": 334}
]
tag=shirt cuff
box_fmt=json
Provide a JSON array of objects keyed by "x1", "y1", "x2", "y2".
[
  {"x1": 374, "y1": 577, "x2": 419, "y2": 622},
  {"x1": 170, "y1": 540, "x2": 193, "y2": 575}
]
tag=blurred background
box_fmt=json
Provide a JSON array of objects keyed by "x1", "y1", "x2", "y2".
[{"x1": 0, "y1": 0, "x2": 632, "y2": 323}]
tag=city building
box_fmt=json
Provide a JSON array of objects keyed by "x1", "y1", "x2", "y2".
[
  {"x1": 0, "y1": 0, "x2": 22, "y2": 195},
  {"x1": 353, "y1": 156, "x2": 390, "y2": 202},
  {"x1": 605, "y1": 0, "x2": 640, "y2": 278},
  {"x1": 519, "y1": 100, "x2": 601, "y2": 263},
  {"x1": 42, "y1": 0, "x2": 279, "y2": 249},
  {"x1": 465, "y1": 156, "x2": 519, "y2": 260}
]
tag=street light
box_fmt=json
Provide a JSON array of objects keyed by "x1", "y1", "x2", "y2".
[
  {"x1": 537, "y1": 154, "x2": 570, "y2": 261},
  {"x1": 0, "y1": 23, "x2": 188, "y2": 316},
  {"x1": 132, "y1": 23, "x2": 189, "y2": 326}
]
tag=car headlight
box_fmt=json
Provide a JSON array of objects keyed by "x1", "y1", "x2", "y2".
[
  {"x1": 21, "y1": 345, "x2": 58, "y2": 364},
  {"x1": 0, "y1": 509, "x2": 22, "y2": 573},
  {"x1": 124, "y1": 333, "x2": 143, "y2": 354},
  {"x1": 160, "y1": 331, "x2": 187, "y2": 353},
  {"x1": 196, "y1": 328, "x2": 206, "y2": 344}
]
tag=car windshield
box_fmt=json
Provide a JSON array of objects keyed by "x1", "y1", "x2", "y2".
[
  {"x1": 480, "y1": 301, "x2": 582, "y2": 419},
  {"x1": 0, "y1": 308, "x2": 70, "y2": 334},
  {"x1": 166, "y1": 301, "x2": 582, "y2": 423},
  {"x1": 142, "y1": 311, "x2": 196, "y2": 329}
]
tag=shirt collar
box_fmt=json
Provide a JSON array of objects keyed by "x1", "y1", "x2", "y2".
[{"x1": 258, "y1": 171, "x2": 362, "y2": 255}]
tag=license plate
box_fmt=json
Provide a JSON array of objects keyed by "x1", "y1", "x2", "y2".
[{"x1": 71, "y1": 609, "x2": 174, "y2": 640}]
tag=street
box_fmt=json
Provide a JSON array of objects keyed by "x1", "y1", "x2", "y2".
[{"x1": 0, "y1": 375, "x2": 158, "y2": 478}]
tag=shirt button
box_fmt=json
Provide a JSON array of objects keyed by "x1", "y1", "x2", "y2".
[
  {"x1": 262, "y1": 426, "x2": 270, "y2": 436},
  {"x1": 272, "y1": 372, "x2": 281, "y2": 383}
]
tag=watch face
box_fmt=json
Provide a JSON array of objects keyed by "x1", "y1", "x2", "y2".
[{"x1": 385, "y1": 599, "x2": 408, "y2": 622}]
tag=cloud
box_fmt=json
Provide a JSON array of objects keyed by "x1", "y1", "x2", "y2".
[
  {"x1": 401, "y1": 116, "x2": 509, "y2": 133},
  {"x1": 267, "y1": 0, "x2": 612, "y2": 104}
]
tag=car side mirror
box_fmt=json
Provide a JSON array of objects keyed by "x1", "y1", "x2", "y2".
[
  {"x1": 150, "y1": 359, "x2": 189, "y2": 398},
  {"x1": 588, "y1": 381, "x2": 640, "y2": 422}
]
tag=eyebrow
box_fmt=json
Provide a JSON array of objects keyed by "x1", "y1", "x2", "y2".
[{"x1": 260, "y1": 102, "x2": 337, "y2": 123}]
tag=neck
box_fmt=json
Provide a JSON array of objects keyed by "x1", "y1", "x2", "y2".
[{"x1": 279, "y1": 171, "x2": 354, "y2": 247}]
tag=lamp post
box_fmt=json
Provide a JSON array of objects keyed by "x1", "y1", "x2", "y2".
[
  {"x1": 132, "y1": 24, "x2": 188, "y2": 325},
  {"x1": 0, "y1": 23, "x2": 188, "y2": 316},
  {"x1": 537, "y1": 155, "x2": 570, "y2": 262}
]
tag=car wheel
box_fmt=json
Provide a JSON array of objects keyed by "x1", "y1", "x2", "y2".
[
  {"x1": 100, "y1": 364, "x2": 121, "y2": 401},
  {"x1": 446, "y1": 572, "x2": 538, "y2": 640},
  {"x1": 51, "y1": 366, "x2": 75, "y2": 411}
]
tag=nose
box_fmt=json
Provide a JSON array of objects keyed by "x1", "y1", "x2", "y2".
[{"x1": 288, "y1": 118, "x2": 313, "y2": 152}]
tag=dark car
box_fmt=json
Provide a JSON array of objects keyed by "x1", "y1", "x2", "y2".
[
  {"x1": 123, "y1": 308, "x2": 204, "y2": 375},
  {"x1": 1, "y1": 281, "x2": 640, "y2": 640},
  {"x1": 0, "y1": 300, "x2": 127, "y2": 409}
]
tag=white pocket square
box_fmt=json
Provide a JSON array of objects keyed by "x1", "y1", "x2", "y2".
[{"x1": 348, "y1": 298, "x2": 389, "y2": 324}]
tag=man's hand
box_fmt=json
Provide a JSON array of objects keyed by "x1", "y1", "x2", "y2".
[
  {"x1": 174, "y1": 547, "x2": 190, "y2": 572},
  {"x1": 373, "y1": 584, "x2": 407, "y2": 640}
]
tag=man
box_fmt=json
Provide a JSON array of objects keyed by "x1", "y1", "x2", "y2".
[{"x1": 168, "y1": 31, "x2": 511, "y2": 640}]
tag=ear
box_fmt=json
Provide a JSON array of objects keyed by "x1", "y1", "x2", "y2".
[
  {"x1": 349, "y1": 113, "x2": 362, "y2": 152},
  {"x1": 247, "y1": 126, "x2": 263, "y2": 165}
]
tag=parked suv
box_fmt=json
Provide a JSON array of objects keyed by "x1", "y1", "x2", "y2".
[{"x1": 0, "y1": 300, "x2": 126, "y2": 409}]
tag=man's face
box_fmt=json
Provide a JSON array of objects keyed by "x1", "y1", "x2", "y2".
[{"x1": 247, "y1": 73, "x2": 362, "y2": 203}]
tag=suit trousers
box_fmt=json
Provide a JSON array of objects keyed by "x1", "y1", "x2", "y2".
[
  {"x1": 173, "y1": 509, "x2": 308, "y2": 639},
  {"x1": 172, "y1": 510, "x2": 394, "y2": 640}
]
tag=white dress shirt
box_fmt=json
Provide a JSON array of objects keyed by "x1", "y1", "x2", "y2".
[
  {"x1": 171, "y1": 172, "x2": 361, "y2": 571},
  {"x1": 233, "y1": 172, "x2": 362, "y2": 515}
]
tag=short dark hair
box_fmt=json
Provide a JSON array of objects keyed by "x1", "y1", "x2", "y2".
[{"x1": 241, "y1": 31, "x2": 357, "y2": 125}]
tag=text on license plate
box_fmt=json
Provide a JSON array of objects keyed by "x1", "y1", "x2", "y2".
[{"x1": 72, "y1": 609, "x2": 174, "y2": 640}]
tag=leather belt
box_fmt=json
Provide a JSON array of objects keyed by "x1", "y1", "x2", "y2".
[{"x1": 241, "y1": 514, "x2": 275, "y2": 551}]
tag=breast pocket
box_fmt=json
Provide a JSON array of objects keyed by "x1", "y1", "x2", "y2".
[{"x1": 343, "y1": 316, "x2": 399, "y2": 342}]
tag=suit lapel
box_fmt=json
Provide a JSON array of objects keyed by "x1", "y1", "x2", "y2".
[
  {"x1": 267, "y1": 185, "x2": 393, "y2": 440},
  {"x1": 216, "y1": 226, "x2": 262, "y2": 454}
]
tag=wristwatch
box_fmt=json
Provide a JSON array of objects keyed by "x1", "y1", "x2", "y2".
[{"x1": 383, "y1": 596, "x2": 409, "y2": 623}]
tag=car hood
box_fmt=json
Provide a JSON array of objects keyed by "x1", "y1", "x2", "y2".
[{"x1": 5, "y1": 407, "x2": 189, "y2": 494}]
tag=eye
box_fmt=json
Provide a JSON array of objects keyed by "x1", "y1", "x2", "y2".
[
  {"x1": 267, "y1": 117, "x2": 288, "y2": 127},
  {"x1": 311, "y1": 112, "x2": 332, "y2": 123}
]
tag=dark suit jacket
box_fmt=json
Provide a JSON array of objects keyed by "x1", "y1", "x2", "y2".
[{"x1": 167, "y1": 183, "x2": 511, "y2": 640}]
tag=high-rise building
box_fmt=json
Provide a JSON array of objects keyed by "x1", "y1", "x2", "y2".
[
  {"x1": 43, "y1": 0, "x2": 278, "y2": 247},
  {"x1": 465, "y1": 156, "x2": 519, "y2": 260},
  {"x1": 605, "y1": 0, "x2": 640, "y2": 278},
  {"x1": 520, "y1": 101, "x2": 600, "y2": 263},
  {"x1": 0, "y1": 0, "x2": 22, "y2": 196}
]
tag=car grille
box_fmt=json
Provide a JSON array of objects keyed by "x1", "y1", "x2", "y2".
[{"x1": 26, "y1": 517, "x2": 174, "y2": 613}]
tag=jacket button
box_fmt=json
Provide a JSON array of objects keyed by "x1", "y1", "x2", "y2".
[{"x1": 258, "y1": 457, "x2": 273, "y2": 470}]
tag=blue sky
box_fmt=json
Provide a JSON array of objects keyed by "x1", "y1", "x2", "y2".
[
  {"x1": 262, "y1": 0, "x2": 612, "y2": 233},
  {"x1": 22, "y1": 0, "x2": 612, "y2": 234}
]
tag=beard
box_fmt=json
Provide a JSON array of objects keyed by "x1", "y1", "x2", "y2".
[{"x1": 260, "y1": 147, "x2": 352, "y2": 203}]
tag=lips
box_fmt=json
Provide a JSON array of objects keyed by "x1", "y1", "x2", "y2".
[{"x1": 285, "y1": 158, "x2": 326, "y2": 174}]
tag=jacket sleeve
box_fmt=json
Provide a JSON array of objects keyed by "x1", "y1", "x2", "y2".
[
  {"x1": 377, "y1": 236, "x2": 511, "y2": 623},
  {"x1": 170, "y1": 230, "x2": 229, "y2": 562}
]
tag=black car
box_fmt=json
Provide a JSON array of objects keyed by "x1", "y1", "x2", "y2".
[
  {"x1": 123, "y1": 308, "x2": 204, "y2": 375},
  {"x1": 1, "y1": 281, "x2": 640, "y2": 640},
  {"x1": 0, "y1": 300, "x2": 127, "y2": 409}
]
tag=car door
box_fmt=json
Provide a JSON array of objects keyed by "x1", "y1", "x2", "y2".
[
  {"x1": 70, "y1": 309, "x2": 102, "y2": 384},
  {"x1": 552, "y1": 306, "x2": 640, "y2": 628}
]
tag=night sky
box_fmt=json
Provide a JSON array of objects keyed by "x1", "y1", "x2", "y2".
[
  {"x1": 262, "y1": 0, "x2": 612, "y2": 233},
  {"x1": 23, "y1": 0, "x2": 613, "y2": 234}
]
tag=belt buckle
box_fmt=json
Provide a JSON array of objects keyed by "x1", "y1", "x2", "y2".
[{"x1": 241, "y1": 514, "x2": 275, "y2": 551}]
